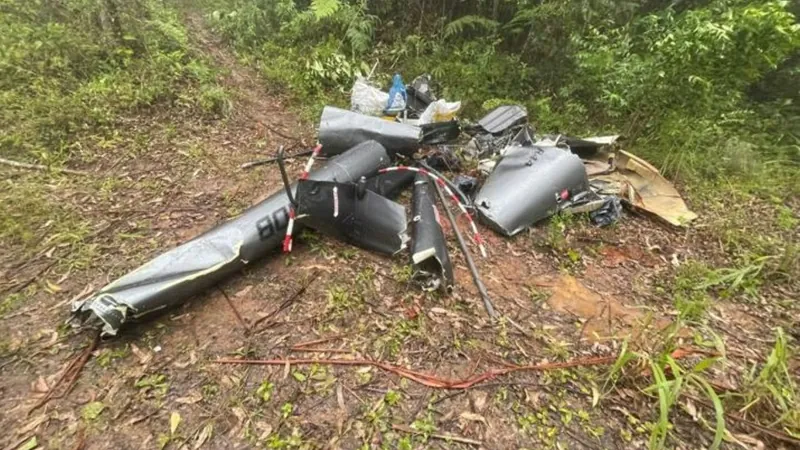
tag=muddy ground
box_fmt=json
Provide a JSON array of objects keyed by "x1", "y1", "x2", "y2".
[{"x1": 1, "y1": 12, "x2": 798, "y2": 450}]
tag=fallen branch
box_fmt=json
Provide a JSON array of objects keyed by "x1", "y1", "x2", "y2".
[
  {"x1": 688, "y1": 394, "x2": 800, "y2": 447},
  {"x1": 29, "y1": 330, "x2": 101, "y2": 413},
  {"x1": 261, "y1": 123, "x2": 302, "y2": 143},
  {"x1": 291, "y1": 334, "x2": 348, "y2": 349},
  {"x1": 0, "y1": 260, "x2": 57, "y2": 297},
  {"x1": 218, "y1": 287, "x2": 250, "y2": 333},
  {"x1": 240, "y1": 148, "x2": 314, "y2": 169},
  {"x1": 252, "y1": 270, "x2": 320, "y2": 331},
  {"x1": 290, "y1": 348, "x2": 351, "y2": 354},
  {"x1": 215, "y1": 348, "x2": 704, "y2": 390},
  {"x1": 0, "y1": 157, "x2": 89, "y2": 176},
  {"x1": 391, "y1": 423, "x2": 482, "y2": 446}
]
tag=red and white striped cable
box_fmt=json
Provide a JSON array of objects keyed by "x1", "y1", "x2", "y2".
[
  {"x1": 299, "y1": 144, "x2": 323, "y2": 180},
  {"x1": 283, "y1": 207, "x2": 296, "y2": 253},
  {"x1": 284, "y1": 144, "x2": 323, "y2": 253},
  {"x1": 379, "y1": 166, "x2": 487, "y2": 258}
]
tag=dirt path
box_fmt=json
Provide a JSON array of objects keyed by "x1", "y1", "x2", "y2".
[{"x1": 0, "y1": 9, "x2": 795, "y2": 450}]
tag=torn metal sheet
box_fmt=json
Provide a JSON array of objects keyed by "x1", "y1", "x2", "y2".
[
  {"x1": 564, "y1": 135, "x2": 620, "y2": 158},
  {"x1": 593, "y1": 150, "x2": 697, "y2": 226},
  {"x1": 294, "y1": 178, "x2": 408, "y2": 255},
  {"x1": 410, "y1": 174, "x2": 454, "y2": 292},
  {"x1": 453, "y1": 174, "x2": 479, "y2": 197},
  {"x1": 465, "y1": 124, "x2": 534, "y2": 160},
  {"x1": 363, "y1": 170, "x2": 415, "y2": 199},
  {"x1": 559, "y1": 190, "x2": 606, "y2": 215},
  {"x1": 318, "y1": 106, "x2": 421, "y2": 157},
  {"x1": 420, "y1": 120, "x2": 460, "y2": 145},
  {"x1": 475, "y1": 146, "x2": 589, "y2": 236},
  {"x1": 476, "y1": 105, "x2": 528, "y2": 134},
  {"x1": 407, "y1": 73, "x2": 435, "y2": 113},
  {"x1": 71, "y1": 142, "x2": 392, "y2": 336}
]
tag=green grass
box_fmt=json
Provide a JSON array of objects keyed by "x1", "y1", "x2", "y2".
[{"x1": 738, "y1": 328, "x2": 800, "y2": 435}]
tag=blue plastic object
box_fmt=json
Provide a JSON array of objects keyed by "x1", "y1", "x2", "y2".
[{"x1": 386, "y1": 73, "x2": 407, "y2": 111}]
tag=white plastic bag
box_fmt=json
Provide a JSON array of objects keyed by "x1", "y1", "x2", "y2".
[
  {"x1": 351, "y1": 77, "x2": 389, "y2": 116},
  {"x1": 419, "y1": 99, "x2": 462, "y2": 124}
]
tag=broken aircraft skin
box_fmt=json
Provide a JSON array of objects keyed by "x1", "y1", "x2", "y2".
[
  {"x1": 475, "y1": 145, "x2": 589, "y2": 236},
  {"x1": 318, "y1": 106, "x2": 422, "y2": 157},
  {"x1": 410, "y1": 173, "x2": 454, "y2": 292},
  {"x1": 363, "y1": 170, "x2": 415, "y2": 200},
  {"x1": 476, "y1": 105, "x2": 528, "y2": 135},
  {"x1": 72, "y1": 141, "x2": 393, "y2": 337},
  {"x1": 294, "y1": 177, "x2": 409, "y2": 256}
]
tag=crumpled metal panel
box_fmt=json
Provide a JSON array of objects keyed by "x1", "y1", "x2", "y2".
[
  {"x1": 477, "y1": 105, "x2": 528, "y2": 134},
  {"x1": 318, "y1": 106, "x2": 421, "y2": 157},
  {"x1": 363, "y1": 170, "x2": 415, "y2": 199},
  {"x1": 475, "y1": 146, "x2": 589, "y2": 236},
  {"x1": 71, "y1": 141, "x2": 392, "y2": 336},
  {"x1": 410, "y1": 174, "x2": 454, "y2": 292},
  {"x1": 294, "y1": 179, "x2": 409, "y2": 255},
  {"x1": 420, "y1": 120, "x2": 460, "y2": 145}
]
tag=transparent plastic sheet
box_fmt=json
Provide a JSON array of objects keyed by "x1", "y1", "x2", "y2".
[
  {"x1": 71, "y1": 141, "x2": 392, "y2": 336},
  {"x1": 350, "y1": 76, "x2": 389, "y2": 116},
  {"x1": 419, "y1": 99, "x2": 462, "y2": 125}
]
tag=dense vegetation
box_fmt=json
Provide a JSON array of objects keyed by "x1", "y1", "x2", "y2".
[
  {"x1": 203, "y1": 0, "x2": 799, "y2": 185},
  {"x1": 0, "y1": 0, "x2": 227, "y2": 163}
]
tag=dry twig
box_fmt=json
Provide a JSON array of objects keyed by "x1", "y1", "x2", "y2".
[
  {"x1": 216, "y1": 348, "x2": 705, "y2": 390},
  {"x1": 28, "y1": 330, "x2": 101, "y2": 413},
  {"x1": 0, "y1": 157, "x2": 89, "y2": 175},
  {"x1": 391, "y1": 423, "x2": 482, "y2": 446}
]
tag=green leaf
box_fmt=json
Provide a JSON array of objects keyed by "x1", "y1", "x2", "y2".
[
  {"x1": 443, "y1": 15, "x2": 499, "y2": 39},
  {"x1": 689, "y1": 375, "x2": 726, "y2": 450},
  {"x1": 692, "y1": 357, "x2": 718, "y2": 373},
  {"x1": 81, "y1": 401, "x2": 105, "y2": 421},
  {"x1": 292, "y1": 371, "x2": 307, "y2": 382},
  {"x1": 649, "y1": 361, "x2": 671, "y2": 450},
  {"x1": 170, "y1": 411, "x2": 182, "y2": 434},
  {"x1": 157, "y1": 433, "x2": 171, "y2": 450},
  {"x1": 310, "y1": 0, "x2": 341, "y2": 19},
  {"x1": 19, "y1": 437, "x2": 38, "y2": 450}
]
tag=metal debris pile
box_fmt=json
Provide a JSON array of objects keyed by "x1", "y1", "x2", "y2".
[{"x1": 71, "y1": 74, "x2": 696, "y2": 337}]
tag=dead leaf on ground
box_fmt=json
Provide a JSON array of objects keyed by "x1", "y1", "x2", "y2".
[
  {"x1": 173, "y1": 351, "x2": 197, "y2": 369},
  {"x1": 175, "y1": 392, "x2": 204, "y2": 404},
  {"x1": 194, "y1": 423, "x2": 214, "y2": 449},
  {"x1": 459, "y1": 412, "x2": 487, "y2": 425},
  {"x1": 130, "y1": 344, "x2": 153, "y2": 365},
  {"x1": 469, "y1": 391, "x2": 488, "y2": 413},
  {"x1": 16, "y1": 414, "x2": 48, "y2": 436},
  {"x1": 234, "y1": 285, "x2": 253, "y2": 298},
  {"x1": 31, "y1": 376, "x2": 49, "y2": 394}
]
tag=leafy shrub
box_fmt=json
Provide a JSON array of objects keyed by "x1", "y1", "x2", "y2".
[{"x1": 0, "y1": 0, "x2": 225, "y2": 161}]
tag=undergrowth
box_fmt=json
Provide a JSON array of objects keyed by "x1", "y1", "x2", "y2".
[
  {"x1": 607, "y1": 323, "x2": 799, "y2": 448},
  {"x1": 0, "y1": 0, "x2": 229, "y2": 164}
]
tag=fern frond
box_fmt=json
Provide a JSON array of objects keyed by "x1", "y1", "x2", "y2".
[
  {"x1": 311, "y1": 0, "x2": 341, "y2": 19},
  {"x1": 345, "y1": 19, "x2": 374, "y2": 54},
  {"x1": 443, "y1": 15, "x2": 499, "y2": 39}
]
